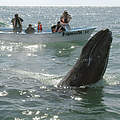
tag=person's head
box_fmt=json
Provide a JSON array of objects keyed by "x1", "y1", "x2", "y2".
[
  {"x1": 63, "y1": 10, "x2": 68, "y2": 14},
  {"x1": 38, "y1": 21, "x2": 41, "y2": 24},
  {"x1": 51, "y1": 25, "x2": 56, "y2": 33},
  {"x1": 29, "y1": 24, "x2": 32, "y2": 27},
  {"x1": 57, "y1": 21, "x2": 60, "y2": 25},
  {"x1": 15, "y1": 14, "x2": 18, "y2": 18}
]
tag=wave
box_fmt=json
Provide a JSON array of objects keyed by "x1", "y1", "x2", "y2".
[{"x1": 8, "y1": 68, "x2": 62, "y2": 87}]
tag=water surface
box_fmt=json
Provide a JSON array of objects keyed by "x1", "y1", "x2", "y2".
[{"x1": 0, "y1": 6, "x2": 120, "y2": 120}]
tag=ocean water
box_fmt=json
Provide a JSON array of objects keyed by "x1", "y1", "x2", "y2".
[{"x1": 0, "y1": 6, "x2": 120, "y2": 120}]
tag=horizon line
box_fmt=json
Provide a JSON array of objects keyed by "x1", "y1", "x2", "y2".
[{"x1": 0, "y1": 5, "x2": 120, "y2": 7}]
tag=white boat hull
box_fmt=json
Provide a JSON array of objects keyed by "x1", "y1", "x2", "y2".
[{"x1": 0, "y1": 27, "x2": 96, "y2": 44}]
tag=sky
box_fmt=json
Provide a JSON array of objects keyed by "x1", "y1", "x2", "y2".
[{"x1": 0, "y1": 0, "x2": 120, "y2": 6}]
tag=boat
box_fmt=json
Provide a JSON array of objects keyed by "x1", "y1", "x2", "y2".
[{"x1": 0, "y1": 27, "x2": 96, "y2": 44}]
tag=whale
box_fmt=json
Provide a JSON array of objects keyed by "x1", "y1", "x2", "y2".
[{"x1": 58, "y1": 29, "x2": 112, "y2": 87}]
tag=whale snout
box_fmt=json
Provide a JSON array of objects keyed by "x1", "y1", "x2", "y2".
[
  {"x1": 104, "y1": 28, "x2": 112, "y2": 37},
  {"x1": 104, "y1": 28, "x2": 109, "y2": 32},
  {"x1": 95, "y1": 28, "x2": 112, "y2": 47}
]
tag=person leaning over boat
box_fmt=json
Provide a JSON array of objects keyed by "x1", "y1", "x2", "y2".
[
  {"x1": 37, "y1": 21, "x2": 42, "y2": 32},
  {"x1": 60, "y1": 10, "x2": 72, "y2": 30},
  {"x1": 11, "y1": 14, "x2": 23, "y2": 33},
  {"x1": 56, "y1": 21, "x2": 66, "y2": 32},
  {"x1": 51, "y1": 22, "x2": 66, "y2": 33},
  {"x1": 25, "y1": 24, "x2": 35, "y2": 34}
]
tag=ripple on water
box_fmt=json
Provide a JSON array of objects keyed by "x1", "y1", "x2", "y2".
[{"x1": 0, "y1": 90, "x2": 8, "y2": 96}]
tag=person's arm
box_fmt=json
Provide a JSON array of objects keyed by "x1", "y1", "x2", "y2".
[
  {"x1": 66, "y1": 14, "x2": 72, "y2": 23},
  {"x1": 69, "y1": 15, "x2": 72, "y2": 20},
  {"x1": 19, "y1": 17, "x2": 23, "y2": 22},
  {"x1": 11, "y1": 18, "x2": 15, "y2": 28}
]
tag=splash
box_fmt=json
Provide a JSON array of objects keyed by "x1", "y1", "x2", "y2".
[{"x1": 0, "y1": 90, "x2": 8, "y2": 96}]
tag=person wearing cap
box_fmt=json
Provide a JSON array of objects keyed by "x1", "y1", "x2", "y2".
[
  {"x1": 25, "y1": 24, "x2": 35, "y2": 34},
  {"x1": 60, "y1": 10, "x2": 72, "y2": 30},
  {"x1": 37, "y1": 21, "x2": 42, "y2": 32},
  {"x1": 11, "y1": 14, "x2": 23, "y2": 33},
  {"x1": 60, "y1": 10, "x2": 72, "y2": 24}
]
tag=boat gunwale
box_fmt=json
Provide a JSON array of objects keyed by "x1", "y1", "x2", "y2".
[{"x1": 0, "y1": 27, "x2": 96, "y2": 36}]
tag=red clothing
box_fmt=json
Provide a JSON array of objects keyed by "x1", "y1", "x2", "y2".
[{"x1": 38, "y1": 24, "x2": 42, "y2": 32}]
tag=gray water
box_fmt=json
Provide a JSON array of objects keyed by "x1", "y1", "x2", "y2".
[{"x1": 0, "y1": 6, "x2": 120, "y2": 120}]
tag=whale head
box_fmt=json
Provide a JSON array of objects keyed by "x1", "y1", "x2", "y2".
[{"x1": 58, "y1": 29, "x2": 112, "y2": 87}]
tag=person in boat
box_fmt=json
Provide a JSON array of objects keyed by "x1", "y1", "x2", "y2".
[
  {"x1": 56, "y1": 21, "x2": 66, "y2": 32},
  {"x1": 60, "y1": 10, "x2": 72, "y2": 30},
  {"x1": 51, "y1": 22, "x2": 66, "y2": 33},
  {"x1": 37, "y1": 21, "x2": 42, "y2": 32},
  {"x1": 51, "y1": 25, "x2": 57, "y2": 33},
  {"x1": 11, "y1": 14, "x2": 23, "y2": 33},
  {"x1": 25, "y1": 24, "x2": 35, "y2": 34}
]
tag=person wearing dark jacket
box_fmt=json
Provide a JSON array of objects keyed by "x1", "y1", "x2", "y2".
[
  {"x1": 11, "y1": 14, "x2": 23, "y2": 33},
  {"x1": 60, "y1": 10, "x2": 72, "y2": 30},
  {"x1": 55, "y1": 21, "x2": 66, "y2": 32},
  {"x1": 25, "y1": 24, "x2": 35, "y2": 34}
]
